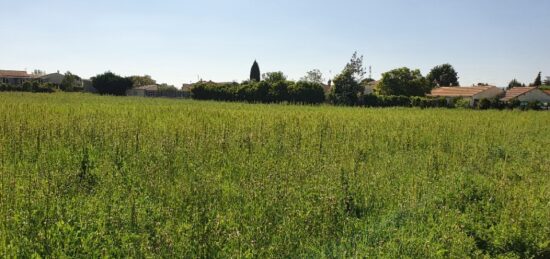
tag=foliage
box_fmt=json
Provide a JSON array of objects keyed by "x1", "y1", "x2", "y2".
[
  {"x1": 532, "y1": 72, "x2": 542, "y2": 87},
  {"x1": 507, "y1": 79, "x2": 524, "y2": 90},
  {"x1": 91, "y1": 72, "x2": 133, "y2": 96},
  {"x1": 344, "y1": 51, "x2": 366, "y2": 81},
  {"x1": 427, "y1": 63, "x2": 459, "y2": 87},
  {"x1": 1, "y1": 92, "x2": 549, "y2": 257},
  {"x1": 289, "y1": 81, "x2": 325, "y2": 104},
  {"x1": 60, "y1": 71, "x2": 82, "y2": 92},
  {"x1": 128, "y1": 75, "x2": 156, "y2": 87},
  {"x1": 250, "y1": 60, "x2": 261, "y2": 82},
  {"x1": 190, "y1": 76, "x2": 324, "y2": 104},
  {"x1": 376, "y1": 67, "x2": 432, "y2": 96},
  {"x1": 300, "y1": 69, "x2": 324, "y2": 84},
  {"x1": 329, "y1": 69, "x2": 363, "y2": 106},
  {"x1": 0, "y1": 81, "x2": 56, "y2": 93}
]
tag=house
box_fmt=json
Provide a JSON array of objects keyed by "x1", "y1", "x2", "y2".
[
  {"x1": 501, "y1": 87, "x2": 550, "y2": 104},
  {"x1": 429, "y1": 86, "x2": 504, "y2": 106},
  {"x1": 40, "y1": 71, "x2": 84, "y2": 88},
  {"x1": 0, "y1": 70, "x2": 32, "y2": 85},
  {"x1": 127, "y1": 85, "x2": 159, "y2": 97},
  {"x1": 363, "y1": 80, "x2": 378, "y2": 95},
  {"x1": 126, "y1": 85, "x2": 188, "y2": 98}
]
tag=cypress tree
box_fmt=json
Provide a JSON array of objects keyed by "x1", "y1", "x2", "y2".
[
  {"x1": 250, "y1": 60, "x2": 261, "y2": 82},
  {"x1": 533, "y1": 72, "x2": 542, "y2": 87}
]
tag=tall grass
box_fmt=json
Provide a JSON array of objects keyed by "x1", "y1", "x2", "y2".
[{"x1": 0, "y1": 92, "x2": 549, "y2": 257}]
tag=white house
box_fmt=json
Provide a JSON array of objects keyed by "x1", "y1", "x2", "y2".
[
  {"x1": 501, "y1": 87, "x2": 550, "y2": 103},
  {"x1": 429, "y1": 86, "x2": 504, "y2": 106},
  {"x1": 0, "y1": 70, "x2": 32, "y2": 85}
]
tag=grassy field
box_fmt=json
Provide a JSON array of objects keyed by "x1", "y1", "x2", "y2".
[{"x1": 0, "y1": 92, "x2": 549, "y2": 258}]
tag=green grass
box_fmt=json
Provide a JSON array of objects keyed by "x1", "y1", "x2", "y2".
[{"x1": 0, "y1": 92, "x2": 549, "y2": 258}]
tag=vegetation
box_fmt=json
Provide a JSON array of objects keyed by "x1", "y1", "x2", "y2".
[
  {"x1": 191, "y1": 72, "x2": 325, "y2": 104},
  {"x1": 250, "y1": 60, "x2": 261, "y2": 82},
  {"x1": 328, "y1": 52, "x2": 366, "y2": 105},
  {"x1": 329, "y1": 69, "x2": 363, "y2": 105},
  {"x1": 0, "y1": 92, "x2": 548, "y2": 258},
  {"x1": 376, "y1": 67, "x2": 432, "y2": 96},
  {"x1": 128, "y1": 75, "x2": 157, "y2": 87},
  {"x1": 532, "y1": 72, "x2": 542, "y2": 87},
  {"x1": 91, "y1": 72, "x2": 133, "y2": 96},
  {"x1": 60, "y1": 72, "x2": 83, "y2": 92},
  {"x1": 300, "y1": 69, "x2": 324, "y2": 84},
  {"x1": 0, "y1": 81, "x2": 56, "y2": 93},
  {"x1": 427, "y1": 63, "x2": 460, "y2": 87},
  {"x1": 507, "y1": 79, "x2": 525, "y2": 89}
]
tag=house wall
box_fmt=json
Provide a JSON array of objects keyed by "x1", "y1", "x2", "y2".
[
  {"x1": 41, "y1": 73, "x2": 65, "y2": 85},
  {"x1": 126, "y1": 89, "x2": 146, "y2": 97},
  {"x1": 0, "y1": 77, "x2": 30, "y2": 85},
  {"x1": 364, "y1": 85, "x2": 375, "y2": 95},
  {"x1": 517, "y1": 89, "x2": 550, "y2": 103},
  {"x1": 473, "y1": 87, "x2": 504, "y2": 101}
]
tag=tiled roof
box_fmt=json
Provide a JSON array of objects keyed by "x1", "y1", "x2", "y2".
[
  {"x1": 429, "y1": 86, "x2": 495, "y2": 97},
  {"x1": 0, "y1": 70, "x2": 31, "y2": 78},
  {"x1": 501, "y1": 87, "x2": 536, "y2": 101}
]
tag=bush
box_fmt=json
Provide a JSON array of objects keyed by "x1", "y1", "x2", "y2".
[
  {"x1": 289, "y1": 81, "x2": 325, "y2": 104},
  {"x1": 190, "y1": 79, "x2": 325, "y2": 104},
  {"x1": 454, "y1": 98, "x2": 472, "y2": 109},
  {"x1": 477, "y1": 98, "x2": 492, "y2": 110}
]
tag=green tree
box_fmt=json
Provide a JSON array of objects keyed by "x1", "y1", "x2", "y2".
[
  {"x1": 91, "y1": 72, "x2": 133, "y2": 96},
  {"x1": 262, "y1": 71, "x2": 287, "y2": 83},
  {"x1": 426, "y1": 64, "x2": 459, "y2": 87},
  {"x1": 263, "y1": 72, "x2": 289, "y2": 102},
  {"x1": 376, "y1": 67, "x2": 432, "y2": 96},
  {"x1": 128, "y1": 75, "x2": 156, "y2": 87},
  {"x1": 60, "y1": 71, "x2": 81, "y2": 92},
  {"x1": 507, "y1": 79, "x2": 523, "y2": 90},
  {"x1": 329, "y1": 69, "x2": 363, "y2": 105},
  {"x1": 300, "y1": 69, "x2": 324, "y2": 84},
  {"x1": 344, "y1": 51, "x2": 366, "y2": 81},
  {"x1": 533, "y1": 72, "x2": 542, "y2": 87},
  {"x1": 250, "y1": 60, "x2": 261, "y2": 82},
  {"x1": 328, "y1": 52, "x2": 367, "y2": 105}
]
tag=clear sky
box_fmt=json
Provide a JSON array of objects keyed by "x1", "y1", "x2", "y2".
[{"x1": 1, "y1": 0, "x2": 549, "y2": 87}]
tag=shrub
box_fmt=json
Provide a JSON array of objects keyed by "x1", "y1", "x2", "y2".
[{"x1": 477, "y1": 98, "x2": 492, "y2": 110}]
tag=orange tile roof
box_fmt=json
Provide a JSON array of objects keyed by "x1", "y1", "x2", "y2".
[
  {"x1": 501, "y1": 87, "x2": 536, "y2": 101},
  {"x1": 429, "y1": 86, "x2": 494, "y2": 97},
  {"x1": 0, "y1": 70, "x2": 31, "y2": 78}
]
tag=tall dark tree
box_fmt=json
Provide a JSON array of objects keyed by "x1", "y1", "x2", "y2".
[
  {"x1": 426, "y1": 64, "x2": 459, "y2": 87},
  {"x1": 507, "y1": 79, "x2": 523, "y2": 90},
  {"x1": 91, "y1": 72, "x2": 133, "y2": 96},
  {"x1": 533, "y1": 72, "x2": 542, "y2": 87},
  {"x1": 250, "y1": 60, "x2": 261, "y2": 82}
]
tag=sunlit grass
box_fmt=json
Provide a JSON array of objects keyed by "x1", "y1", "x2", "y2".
[{"x1": 0, "y1": 92, "x2": 549, "y2": 257}]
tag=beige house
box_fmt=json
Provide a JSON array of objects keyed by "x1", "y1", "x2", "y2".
[
  {"x1": 126, "y1": 85, "x2": 159, "y2": 97},
  {"x1": 0, "y1": 70, "x2": 32, "y2": 85},
  {"x1": 429, "y1": 86, "x2": 504, "y2": 106},
  {"x1": 363, "y1": 80, "x2": 378, "y2": 95},
  {"x1": 501, "y1": 87, "x2": 550, "y2": 103},
  {"x1": 127, "y1": 85, "x2": 188, "y2": 98}
]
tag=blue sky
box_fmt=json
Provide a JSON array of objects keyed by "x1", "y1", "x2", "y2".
[{"x1": 1, "y1": 0, "x2": 549, "y2": 87}]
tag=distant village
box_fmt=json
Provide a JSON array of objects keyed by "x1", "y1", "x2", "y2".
[{"x1": 1, "y1": 59, "x2": 550, "y2": 109}]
